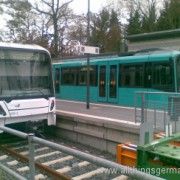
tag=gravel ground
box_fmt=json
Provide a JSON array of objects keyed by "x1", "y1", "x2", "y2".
[
  {"x1": 0, "y1": 133, "x2": 129, "y2": 180},
  {"x1": 43, "y1": 136, "x2": 129, "y2": 180},
  {"x1": 45, "y1": 135, "x2": 117, "y2": 161}
]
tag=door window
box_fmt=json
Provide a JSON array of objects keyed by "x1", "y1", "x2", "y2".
[
  {"x1": 99, "y1": 66, "x2": 106, "y2": 97},
  {"x1": 109, "y1": 65, "x2": 117, "y2": 98}
]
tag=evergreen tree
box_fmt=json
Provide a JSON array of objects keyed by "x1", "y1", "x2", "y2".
[
  {"x1": 90, "y1": 8, "x2": 121, "y2": 53},
  {"x1": 157, "y1": 0, "x2": 180, "y2": 30},
  {"x1": 126, "y1": 10, "x2": 142, "y2": 35},
  {"x1": 107, "y1": 9, "x2": 122, "y2": 52},
  {"x1": 141, "y1": 1, "x2": 157, "y2": 32}
]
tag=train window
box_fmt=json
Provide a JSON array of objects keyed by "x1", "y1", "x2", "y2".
[
  {"x1": 61, "y1": 67, "x2": 77, "y2": 85},
  {"x1": 120, "y1": 64, "x2": 144, "y2": 87},
  {"x1": 78, "y1": 66, "x2": 97, "y2": 86},
  {"x1": 79, "y1": 67, "x2": 87, "y2": 85},
  {"x1": 109, "y1": 65, "x2": 117, "y2": 98},
  {"x1": 55, "y1": 68, "x2": 60, "y2": 93},
  {"x1": 152, "y1": 62, "x2": 173, "y2": 91},
  {"x1": 99, "y1": 66, "x2": 106, "y2": 97},
  {"x1": 90, "y1": 65, "x2": 97, "y2": 86}
]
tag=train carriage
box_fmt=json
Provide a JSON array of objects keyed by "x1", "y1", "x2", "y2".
[
  {"x1": 53, "y1": 50, "x2": 180, "y2": 107},
  {"x1": 0, "y1": 42, "x2": 56, "y2": 130}
]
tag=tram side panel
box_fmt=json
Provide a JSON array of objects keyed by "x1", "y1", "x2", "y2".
[{"x1": 53, "y1": 52, "x2": 180, "y2": 107}]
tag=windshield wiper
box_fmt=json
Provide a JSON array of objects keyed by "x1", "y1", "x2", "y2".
[{"x1": 14, "y1": 90, "x2": 45, "y2": 97}]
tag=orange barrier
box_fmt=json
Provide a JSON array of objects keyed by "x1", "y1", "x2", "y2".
[
  {"x1": 154, "y1": 132, "x2": 165, "y2": 140},
  {"x1": 116, "y1": 142, "x2": 137, "y2": 167},
  {"x1": 154, "y1": 132, "x2": 180, "y2": 146},
  {"x1": 169, "y1": 141, "x2": 180, "y2": 146},
  {"x1": 117, "y1": 133, "x2": 180, "y2": 167}
]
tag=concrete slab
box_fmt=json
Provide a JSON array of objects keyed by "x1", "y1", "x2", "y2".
[{"x1": 55, "y1": 99, "x2": 141, "y2": 154}]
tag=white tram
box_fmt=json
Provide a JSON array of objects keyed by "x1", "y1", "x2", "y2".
[{"x1": 0, "y1": 42, "x2": 56, "y2": 130}]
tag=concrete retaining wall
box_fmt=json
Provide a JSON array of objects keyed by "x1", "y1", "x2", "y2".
[{"x1": 55, "y1": 114, "x2": 140, "y2": 155}]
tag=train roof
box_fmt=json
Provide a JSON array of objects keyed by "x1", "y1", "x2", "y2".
[
  {"x1": 126, "y1": 29, "x2": 180, "y2": 42},
  {"x1": 0, "y1": 42, "x2": 49, "y2": 53},
  {"x1": 53, "y1": 49, "x2": 180, "y2": 65}
]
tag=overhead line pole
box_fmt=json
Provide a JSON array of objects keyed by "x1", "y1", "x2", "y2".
[{"x1": 86, "y1": 0, "x2": 90, "y2": 109}]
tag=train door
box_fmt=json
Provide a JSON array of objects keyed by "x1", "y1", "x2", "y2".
[{"x1": 98, "y1": 62, "x2": 118, "y2": 103}]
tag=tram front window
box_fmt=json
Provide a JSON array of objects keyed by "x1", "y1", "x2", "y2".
[{"x1": 0, "y1": 50, "x2": 53, "y2": 99}]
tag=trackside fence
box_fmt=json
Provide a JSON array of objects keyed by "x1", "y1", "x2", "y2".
[
  {"x1": 135, "y1": 91, "x2": 180, "y2": 133},
  {"x1": 0, "y1": 162, "x2": 26, "y2": 180},
  {"x1": 0, "y1": 126, "x2": 164, "y2": 180}
]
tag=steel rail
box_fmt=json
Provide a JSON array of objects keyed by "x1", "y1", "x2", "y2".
[
  {"x1": 0, "y1": 145, "x2": 72, "y2": 180},
  {"x1": 0, "y1": 126, "x2": 164, "y2": 180}
]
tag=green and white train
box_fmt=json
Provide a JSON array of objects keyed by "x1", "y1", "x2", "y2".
[{"x1": 53, "y1": 50, "x2": 180, "y2": 107}]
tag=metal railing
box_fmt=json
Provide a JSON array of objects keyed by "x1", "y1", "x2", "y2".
[
  {"x1": 0, "y1": 162, "x2": 26, "y2": 180},
  {"x1": 135, "y1": 91, "x2": 180, "y2": 133},
  {"x1": 0, "y1": 126, "x2": 164, "y2": 180}
]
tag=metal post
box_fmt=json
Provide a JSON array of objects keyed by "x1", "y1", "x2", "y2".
[
  {"x1": 164, "y1": 106, "x2": 167, "y2": 132},
  {"x1": 86, "y1": 0, "x2": 90, "y2": 109},
  {"x1": 134, "y1": 92, "x2": 137, "y2": 123},
  {"x1": 28, "y1": 133, "x2": 35, "y2": 180},
  {"x1": 175, "y1": 119, "x2": 177, "y2": 133},
  {"x1": 154, "y1": 102, "x2": 156, "y2": 129},
  {"x1": 141, "y1": 92, "x2": 145, "y2": 123},
  {"x1": 165, "y1": 123, "x2": 172, "y2": 137}
]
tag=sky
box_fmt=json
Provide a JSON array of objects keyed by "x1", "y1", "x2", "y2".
[
  {"x1": 69, "y1": 0, "x2": 108, "y2": 14},
  {"x1": 0, "y1": 0, "x2": 108, "y2": 30}
]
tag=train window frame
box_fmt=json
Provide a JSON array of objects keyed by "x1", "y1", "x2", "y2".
[
  {"x1": 55, "y1": 68, "x2": 60, "y2": 93},
  {"x1": 99, "y1": 65, "x2": 106, "y2": 97},
  {"x1": 78, "y1": 65, "x2": 98, "y2": 86},
  {"x1": 61, "y1": 67, "x2": 78, "y2": 85},
  {"x1": 151, "y1": 61, "x2": 174, "y2": 92},
  {"x1": 120, "y1": 63, "x2": 144, "y2": 88},
  {"x1": 78, "y1": 66, "x2": 87, "y2": 85},
  {"x1": 90, "y1": 65, "x2": 98, "y2": 86},
  {"x1": 61, "y1": 65, "x2": 97, "y2": 87}
]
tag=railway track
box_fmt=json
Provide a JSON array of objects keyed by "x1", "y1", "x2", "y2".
[
  {"x1": 0, "y1": 134, "x2": 129, "y2": 180},
  {"x1": 0, "y1": 127, "x2": 163, "y2": 180}
]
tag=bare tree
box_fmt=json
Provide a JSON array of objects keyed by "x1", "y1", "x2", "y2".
[
  {"x1": 0, "y1": 0, "x2": 46, "y2": 43},
  {"x1": 32, "y1": 0, "x2": 74, "y2": 57},
  {"x1": 4, "y1": 1, "x2": 39, "y2": 43},
  {"x1": 68, "y1": 15, "x2": 87, "y2": 45}
]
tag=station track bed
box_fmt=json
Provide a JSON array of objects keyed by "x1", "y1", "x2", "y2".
[{"x1": 0, "y1": 132, "x2": 129, "y2": 180}]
